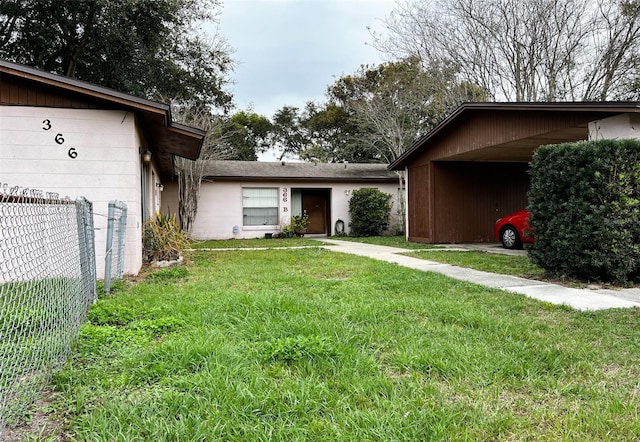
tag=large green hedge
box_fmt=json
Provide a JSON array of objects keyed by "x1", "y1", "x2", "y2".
[
  {"x1": 348, "y1": 188, "x2": 392, "y2": 236},
  {"x1": 528, "y1": 139, "x2": 640, "y2": 284}
]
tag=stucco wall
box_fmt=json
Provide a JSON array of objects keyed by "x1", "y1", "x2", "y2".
[
  {"x1": 589, "y1": 113, "x2": 640, "y2": 141},
  {"x1": 0, "y1": 106, "x2": 144, "y2": 276},
  {"x1": 163, "y1": 180, "x2": 400, "y2": 240}
]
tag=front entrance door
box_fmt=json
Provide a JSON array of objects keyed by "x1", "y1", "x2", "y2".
[{"x1": 302, "y1": 190, "x2": 328, "y2": 234}]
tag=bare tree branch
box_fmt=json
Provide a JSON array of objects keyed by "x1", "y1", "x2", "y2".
[{"x1": 374, "y1": 0, "x2": 640, "y2": 102}]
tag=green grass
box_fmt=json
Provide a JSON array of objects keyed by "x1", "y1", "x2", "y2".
[
  {"x1": 190, "y1": 237, "x2": 322, "y2": 249},
  {"x1": 408, "y1": 250, "x2": 547, "y2": 279},
  {"x1": 330, "y1": 235, "x2": 439, "y2": 249},
  {"x1": 45, "y1": 249, "x2": 640, "y2": 441}
]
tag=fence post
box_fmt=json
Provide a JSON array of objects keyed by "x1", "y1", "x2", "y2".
[
  {"x1": 116, "y1": 204, "x2": 128, "y2": 278},
  {"x1": 76, "y1": 197, "x2": 97, "y2": 307},
  {"x1": 104, "y1": 201, "x2": 116, "y2": 294},
  {"x1": 85, "y1": 200, "x2": 98, "y2": 302}
]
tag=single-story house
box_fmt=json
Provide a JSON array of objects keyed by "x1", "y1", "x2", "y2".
[
  {"x1": 389, "y1": 102, "x2": 640, "y2": 244},
  {"x1": 0, "y1": 59, "x2": 204, "y2": 275},
  {"x1": 162, "y1": 160, "x2": 401, "y2": 239}
]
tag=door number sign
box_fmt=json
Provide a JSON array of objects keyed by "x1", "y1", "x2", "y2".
[{"x1": 42, "y1": 119, "x2": 78, "y2": 159}]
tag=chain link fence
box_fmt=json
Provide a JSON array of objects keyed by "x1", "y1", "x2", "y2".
[
  {"x1": 104, "y1": 200, "x2": 127, "y2": 294},
  {"x1": 0, "y1": 183, "x2": 97, "y2": 435}
]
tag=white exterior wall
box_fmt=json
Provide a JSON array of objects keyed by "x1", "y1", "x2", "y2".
[
  {"x1": 0, "y1": 106, "x2": 145, "y2": 276},
  {"x1": 588, "y1": 113, "x2": 640, "y2": 141},
  {"x1": 182, "y1": 180, "x2": 400, "y2": 240}
]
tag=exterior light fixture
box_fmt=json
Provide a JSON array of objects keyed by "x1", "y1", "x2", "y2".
[
  {"x1": 142, "y1": 149, "x2": 152, "y2": 163},
  {"x1": 155, "y1": 183, "x2": 164, "y2": 191}
]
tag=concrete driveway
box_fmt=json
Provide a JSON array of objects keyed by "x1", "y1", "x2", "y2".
[{"x1": 430, "y1": 242, "x2": 528, "y2": 256}]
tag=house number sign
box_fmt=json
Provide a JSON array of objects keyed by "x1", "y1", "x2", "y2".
[
  {"x1": 282, "y1": 187, "x2": 288, "y2": 212},
  {"x1": 42, "y1": 119, "x2": 78, "y2": 159}
]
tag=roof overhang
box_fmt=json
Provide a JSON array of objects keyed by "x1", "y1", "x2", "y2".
[
  {"x1": 202, "y1": 161, "x2": 398, "y2": 183},
  {"x1": 389, "y1": 101, "x2": 640, "y2": 169},
  {"x1": 205, "y1": 176, "x2": 397, "y2": 183},
  {"x1": 0, "y1": 59, "x2": 205, "y2": 177}
]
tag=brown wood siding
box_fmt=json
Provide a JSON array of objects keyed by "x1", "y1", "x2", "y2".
[
  {"x1": 432, "y1": 162, "x2": 529, "y2": 243},
  {"x1": 407, "y1": 164, "x2": 432, "y2": 242},
  {"x1": 408, "y1": 110, "x2": 609, "y2": 166},
  {"x1": 1, "y1": 75, "x2": 103, "y2": 109}
]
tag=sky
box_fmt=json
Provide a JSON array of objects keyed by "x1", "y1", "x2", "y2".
[{"x1": 217, "y1": 0, "x2": 396, "y2": 118}]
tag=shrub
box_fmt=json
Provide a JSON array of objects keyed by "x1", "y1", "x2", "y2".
[
  {"x1": 528, "y1": 139, "x2": 640, "y2": 284},
  {"x1": 142, "y1": 213, "x2": 190, "y2": 263},
  {"x1": 291, "y1": 213, "x2": 310, "y2": 236},
  {"x1": 348, "y1": 188, "x2": 392, "y2": 236}
]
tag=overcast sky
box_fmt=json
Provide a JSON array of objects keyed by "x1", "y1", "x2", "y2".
[{"x1": 218, "y1": 0, "x2": 396, "y2": 118}]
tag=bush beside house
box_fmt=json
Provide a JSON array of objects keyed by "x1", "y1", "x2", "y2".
[
  {"x1": 528, "y1": 139, "x2": 640, "y2": 284},
  {"x1": 348, "y1": 188, "x2": 392, "y2": 236}
]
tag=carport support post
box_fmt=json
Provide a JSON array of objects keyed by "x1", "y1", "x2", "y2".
[{"x1": 104, "y1": 201, "x2": 115, "y2": 294}]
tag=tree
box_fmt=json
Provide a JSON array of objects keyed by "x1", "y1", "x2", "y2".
[
  {"x1": 269, "y1": 102, "x2": 370, "y2": 163},
  {"x1": 374, "y1": 0, "x2": 640, "y2": 101},
  {"x1": 270, "y1": 106, "x2": 309, "y2": 161},
  {"x1": 327, "y1": 58, "x2": 485, "y2": 229},
  {"x1": 0, "y1": 0, "x2": 233, "y2": 109},
  {"x1": 225, "y1": 111, "x2": 273, "y2": 161},
  {"x1": 297, "y1": 102, "x2": 362, "y2": 163},
  {"x1": 172, "y1": 106, "x2": 232, "y2": 232},
  {"x1": 328, "y1": 58, "x2": 483, "y2": 164}
]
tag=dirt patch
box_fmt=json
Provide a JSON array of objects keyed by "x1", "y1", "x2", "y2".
[{"x1": 1, "y1": 390, "x2": 68, "y2": 442}]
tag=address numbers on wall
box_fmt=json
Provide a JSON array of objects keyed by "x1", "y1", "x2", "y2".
[
  {"x1": 282, "y1": 187, "x2": 288, "y2": 212},
  {"x1": 42, "y1": 119, "x2": 78, "y2": 159}
]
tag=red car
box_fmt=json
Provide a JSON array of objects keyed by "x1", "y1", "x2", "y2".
[{"x1": 494, "y1": 209, "x2": 534, "y2": 249}]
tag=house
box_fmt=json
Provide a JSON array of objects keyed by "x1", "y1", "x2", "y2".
[
  {"x1": 162, "y1": 160, "x2": 401, "y2": 239},
  {"x1": 0, "y1": 59, "x2": 205, "y2": 275},
  {"x1": 389, "y1": 102, "x2": 640, "y2": 244}
]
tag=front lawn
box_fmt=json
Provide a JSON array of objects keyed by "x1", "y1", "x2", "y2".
[
  {"x1": 408, "y1": 250, "x2": 547, "y2": 280},
  {"x1": 329, "y1": 235, "x2": 438, "y2": 250},
  {"x1": 191, "y1": 237, "x2": 322, "y2": 249},
  {"x1": 45, "y1": 248, "x2": 640, "y2": 440}
]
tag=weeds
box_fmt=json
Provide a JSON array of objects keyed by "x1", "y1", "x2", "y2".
[
  {"x1": 263, "y1": 335, "x2": 337, "y2": 363},
  {"x1": 46, "y1": 248, "x2": 640, "y2": 441}
]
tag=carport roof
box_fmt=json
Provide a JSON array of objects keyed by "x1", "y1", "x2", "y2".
[
  {"x1": 389, "y1": 101, "x2": 640, "y2": 170},
  {"x1": 203, "y1": 160, "x2": 397, "y2": 182}
]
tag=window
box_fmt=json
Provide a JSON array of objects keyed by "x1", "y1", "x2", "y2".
[{"x1": 242, "y1": 187, "x2": 278, "y2": 226}]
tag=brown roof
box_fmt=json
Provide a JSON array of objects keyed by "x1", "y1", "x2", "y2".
[
  {"x1": 389, "y1": 101, "x2": 640, "y2": 170},
  {"x1": 203, "y1": 161, "x2": 397, "y2": 182},
  {"x1": 0, "y1": 59, "x2": 205, "y2": 177}
]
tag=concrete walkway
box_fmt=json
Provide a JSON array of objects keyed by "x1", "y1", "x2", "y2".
[{"x1": 316, "y1": 238, "x2": 640, "y2": 311}]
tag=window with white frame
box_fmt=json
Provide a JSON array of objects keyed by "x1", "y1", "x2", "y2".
[{"x1": 242, "y1": 187, "x2": 279, "y2": 226}]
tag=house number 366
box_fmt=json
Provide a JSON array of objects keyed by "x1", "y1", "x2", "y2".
[
  {"x1": 282, "y1": 187, "x2": 288, "y2": 212},
  {"x1": 43, "y1": 119, "x2": 78, "y2": 159}
]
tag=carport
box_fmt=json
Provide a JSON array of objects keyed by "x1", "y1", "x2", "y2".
[{"x1": 389, "y1": 102, "x2": 640, "y2": 244}]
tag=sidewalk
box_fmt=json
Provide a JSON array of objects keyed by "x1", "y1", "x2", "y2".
[{"x1": 316, "y1": 238, "x2": 640, "y2": 311}]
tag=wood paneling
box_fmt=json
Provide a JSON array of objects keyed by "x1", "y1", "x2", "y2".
[
  {"x1": 1, "y1": 75, "x2": 102, "y2": 109},
  {"x1": 409, "y1": 110, "x2": 610, "y2": 166},
  {"x1": 400, "y1": 104, "x2": 640, "y2": 244},
  {"x1": 432, "y1": 162, "x2": 529, "y2": 243},
  {"x1": 407, "y1": 164, "x2": 432, "y2": 241}
]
